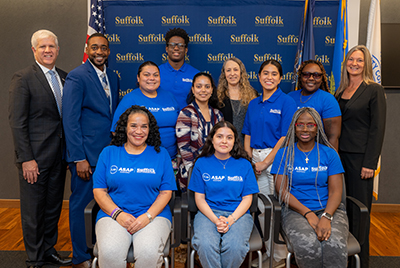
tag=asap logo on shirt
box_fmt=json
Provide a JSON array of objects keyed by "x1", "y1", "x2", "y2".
[
  {"x1": 202, "y1": 173, "x2": 225, "y2": 182},
  {"x1": 110, "y1": 165, "x2": 155, "y2": 174}
]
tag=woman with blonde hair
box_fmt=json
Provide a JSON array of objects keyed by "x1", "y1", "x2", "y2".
[
  {"x1": 335, "y1": 45, "x2": 386, "y2": 268},
  {"x1": 217, "y1": 57, "x2": 258, "y2": 143}
]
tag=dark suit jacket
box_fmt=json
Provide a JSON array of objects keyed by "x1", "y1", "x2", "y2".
[
  {"x1": 62, "y1": 60, "x2": 119, "y2": 166},
  {"x1": 337, "y1": 82, "x2": 386, "y2": 169},
  {"x1": 8, "y1": 63, "x2": 67, "y2": 168}
]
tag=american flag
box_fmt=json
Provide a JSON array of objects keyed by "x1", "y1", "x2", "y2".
[{"x1": 83, "y1": 0, "x2": 106, "y2": 62}]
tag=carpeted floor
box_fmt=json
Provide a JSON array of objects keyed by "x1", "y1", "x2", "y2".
[
  {"x1": 0, "y1": 251, "x2": 398, "y2": 268},
  {"x1": 0, "y1": 251, "x2": 72, "y2": 268}
]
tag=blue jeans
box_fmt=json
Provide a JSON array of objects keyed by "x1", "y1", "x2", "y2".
[
  {"x1": 192, "y1": 209, "x2": 253, "y2": 268},
  {"x1": 282, "y1": 203, "x2": 349, "y2": 268}
]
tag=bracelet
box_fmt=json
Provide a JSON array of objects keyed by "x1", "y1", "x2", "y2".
[
  {"x1": 112, "y1": 209, "x2": 123, "y2": 220},
  {"x1": 145, "y1": 212, "x2": 153, "y2": 223},
  {"x1": 110, "y1": 207, "x2": 120, "y2": 218},
  {"x1": 230, "y1": 215, "x2": 237, "y2": 223},
  {"x1": 303, "y1": 210, "x2": 313, "y2": 218}
]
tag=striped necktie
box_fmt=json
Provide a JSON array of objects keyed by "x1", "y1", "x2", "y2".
[{"x1": 48, "y1": 70, "x2": 62, "y2": 116}]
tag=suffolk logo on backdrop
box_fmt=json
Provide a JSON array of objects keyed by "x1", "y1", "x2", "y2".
[
  {"x1": 161, "y1": 15, "x2": 190, "y2": 26},
  {"x1": 116, "y1": 52, "x2": 145, "y2": 63},
  {"x1": 208, "y1": 16, "x2": 237, "y2": 26},
  {"x1": 207, "y1": 53, "x2": 235, "y2": 63},
  {"x1": 255, "y1": 15, "x2": 284, "y2": 27},
  {"x1": 138, "y1": 33, "x2": 165, "y2": 44},
  {"x1": 115, "y1": 16, "x2": 144, "y2": 26},
  {"x1": 230, "y1": 34, "x2": 259, "y2": 44}
]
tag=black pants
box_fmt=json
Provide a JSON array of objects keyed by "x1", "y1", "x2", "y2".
[
  {"x1": 340, "y1": 152, "x2": 373, "y2": 268},
  {"x1": 18, "y1": 157, "x2": 66, "y2": 267}
]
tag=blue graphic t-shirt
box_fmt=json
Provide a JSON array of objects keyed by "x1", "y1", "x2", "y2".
[
  {"x1": 111, "y1": 88, "x2": 179, "y2": 158},
  {"x1": 188, "y1": 155, "x2": 259, "y2": 212},
  {"x1": 93, "y1": 145, "x2": 177, "y2": 222},
  {"x1": 271, "y1": 142, "x2": 344, "y2": 210}
]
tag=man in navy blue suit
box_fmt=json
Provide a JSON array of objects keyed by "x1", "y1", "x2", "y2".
[{"x1": 63, "y1": 33, "x2": 119, "y2": 268}]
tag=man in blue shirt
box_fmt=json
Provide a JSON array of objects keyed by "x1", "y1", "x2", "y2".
[{"x1": 159, "y1": 28, "x2": 199, "y2": 109}]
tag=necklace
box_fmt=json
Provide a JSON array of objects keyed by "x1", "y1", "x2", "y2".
[
  {"x1": 230, "y1": 99, "x2": 241, "y2": 117},
  {"x1": 217, "y1": 157, "x2": 231, "y2": 169},
  {"x1": 300, "y1": 91, "x2": 315, "y2": 103},
  {"x1": 299, "y1": 146, "x2": 314, "y2": 163}
]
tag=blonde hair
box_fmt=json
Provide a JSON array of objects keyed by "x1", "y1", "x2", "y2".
[
  {"x1": 335, "y1": 45, "x2": 376, "y2": 97},
  {"x1": 217, "y1": 57, "x2": 257, "y2": 107}
]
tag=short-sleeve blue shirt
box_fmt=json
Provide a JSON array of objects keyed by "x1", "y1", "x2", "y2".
[
  {"x1": 93, "y1": 145, "x2": 177, "y2": 222},
  {"x1": 271, "y1": 143, "x2": 344, "y2": 210},
  {"x1": 288, "y1": 89, "x2": 341, "y2": 119},
  {"x1": 188, "y1": 155, "x2": 259, "y2": 212},
  {"x1": 111, "y1": 88, "x2": 179, "y2": 158},
  {"x1": 159, "y1": 61, "x2": 199, "y2": 109},
  {"x1": 242, "y1": 88, "x2": 297, "y2": 149}
]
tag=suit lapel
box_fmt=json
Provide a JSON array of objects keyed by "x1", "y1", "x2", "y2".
[{"x1": 342, "y1": 82, "x2": 367, "y2": 115}]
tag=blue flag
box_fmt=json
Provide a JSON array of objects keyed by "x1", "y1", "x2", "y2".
[
  {"x1": 292, "y1": 0, "x2": 316, "y2": 91},
  {"x1": 329, "y1": 0, "x2": 348, "y2": 94}
]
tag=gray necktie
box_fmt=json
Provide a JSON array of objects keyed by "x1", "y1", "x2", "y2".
[{"x1": 49, "y1": 70, "x2": 62, "y2": 116}]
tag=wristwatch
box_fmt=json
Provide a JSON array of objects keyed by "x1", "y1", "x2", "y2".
[{"x1": 321, "y1": 212, "x2": 333, "y2": 221}]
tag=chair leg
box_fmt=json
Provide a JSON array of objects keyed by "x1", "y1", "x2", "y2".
[
  {"x1": 190, "y1": 249, "x2": 196, "y2": 268},
  {"x1": 170, "y1": 248, "x2": 174, "y2": 268},
  {"x1": 248, "y1": 251, "x2": 252, "y2": 268},
  {"x1": 257, "y1": 250, "x2": 262, "y2": 268},
  {"x1": 286, "y1": 252, "x2": 292, "y2": 268},
  {"x1": 164, "y1": 256, "x2": 169, "y2": 268},
  {"x1": 92, "y1": 257, "x2": 98, "y2": 268},
  {"x1": 354, "y1": 254, "x2": 360, "y2": 268}
]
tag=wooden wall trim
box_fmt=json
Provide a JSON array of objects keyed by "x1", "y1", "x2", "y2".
[{"x1": 0, "y1": 199, "x2": 69, "y2": 209}]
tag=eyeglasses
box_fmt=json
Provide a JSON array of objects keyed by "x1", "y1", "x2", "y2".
[
  {"x1": 301, "y1": 72, "x2": 323, "y2": 79},
  {"x1": 295, "y1": 123, "x2": 317, "y2": 129},
  {"x1": 168, "y1": 42, "x2": 186, "y2": 49}
]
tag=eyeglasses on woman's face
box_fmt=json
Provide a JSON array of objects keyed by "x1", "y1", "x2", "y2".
[
  {"x1": 301, "y1": 72, "x2": 322, "y2": 79},
  {"x1": 295, "y1": 122, "x2": 317, "y2": 129}
]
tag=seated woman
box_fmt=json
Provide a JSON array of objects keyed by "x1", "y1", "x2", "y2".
[
  {"x1": 288, "y1": 60, "x2": 341, "y2": 150},
  {"x1": 176, "y1": 72, "x2": 223, "y2": 190},
  {"x1": 188, "y1": 121, "x2": 259, "y2": 268},
  {"x1": 271, "y1": 107, "x2": 348, "y2": 268},
  {"x1": 111, "y1": 61, "x2": 180, "y2": 161},
  {"x1": 93, "y1": 105, "x2": 177, "y2": 268},
  {"x1": 217, "y1": 57, "x2": 258, "y2": 144}
]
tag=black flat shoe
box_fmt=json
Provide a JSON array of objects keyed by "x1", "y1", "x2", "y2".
[{"x1": 44, "y1": 253, "x2": 72, "y2": 266}]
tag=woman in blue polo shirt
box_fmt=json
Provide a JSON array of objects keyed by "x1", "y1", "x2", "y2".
[
  {"x1": 271, "y1": 107, "x2": 347, "y2": 268},
  {"x1": 242, "y1": 59, "x2": 296, "y2": 267},
  {"x1": 111, "y1": 61, "x2": 179, "y2": 161},
  {"x1": 288, "y1": 60, "x2": 341, "y2": 150},
  {"x1": 189, "y1": 121, "x2": 259, "y2": 268},
  {"x1": 93, "y1": 105, "x2": 177, "y2": 268}
]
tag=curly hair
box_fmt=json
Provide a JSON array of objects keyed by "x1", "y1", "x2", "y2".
[
  {"x1": 196, "y1": 121, "x2": 254, "y2": 168},
  {"x1": 187, "y1": 72, "x2": 219, "y2": 108},
  {"x1": 165, "y1": 27, "x2": 189, "y2": 46},
  {"x1": 335, "y1": 45, "x2": 376, "y2": 97},
  {"x1": 217, "y1": 57, "x2": 258, "y2": 108},
  {"x1": 110, "y1": 105, "x2": 161, "y2": 152},
  {"x1": 276, "y1": 107, "x2": 335, "y2": 207},
  {"x1": 296, "y1": 59, "x2": 329, "y2": 92}
]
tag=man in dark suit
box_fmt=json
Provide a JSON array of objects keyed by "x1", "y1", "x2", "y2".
[
  {"x1": 8, "y1": 29, "x2": 72, "y2": 268},
  {"x1": 63, "y1": 33, "x2": 119, "y2": 268}
]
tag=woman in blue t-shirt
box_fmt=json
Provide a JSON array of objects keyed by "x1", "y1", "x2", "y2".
[
  {"x1": 271, "y1": 107, "x2": 348, "y2": 268},
  {"x1": 188, "y1": 121, "x2": 259, "y2": 268},
  {"x1": 111, "y1": 61, "x2": 180, "y2": 161},
  {"x1": 93, "y1": 105, "x2": 177, "y2": 268},
  {"x1": 288, "y1": 60, "x2": 341, "y2": 150}
]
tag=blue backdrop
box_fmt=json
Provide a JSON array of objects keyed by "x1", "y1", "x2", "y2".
[{"x1": 103, "y1": 0, "x2": 339, "y2": 97}]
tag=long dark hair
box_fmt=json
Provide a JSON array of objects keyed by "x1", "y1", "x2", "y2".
[
  {"x1": 196, "y1": 121, "x2": 252, "y2": 163},
  {"x1": 186, "y1": 72, "x2": 219, "y2": 108},
  {"x1": 110, "y1": 105, "x2": 161, "y2": 152}
]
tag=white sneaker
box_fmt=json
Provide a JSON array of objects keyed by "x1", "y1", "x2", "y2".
[{"x1": 251, "y1": 253, "x2": 286, "y2": 268}]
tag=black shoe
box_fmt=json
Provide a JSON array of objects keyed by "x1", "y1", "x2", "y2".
[
  {"x1": 44, "y1": 253, "x2": 72, "y2": 266},
  {"x1": 27, "y1": 266, "x2": 42, "y2": 268}
]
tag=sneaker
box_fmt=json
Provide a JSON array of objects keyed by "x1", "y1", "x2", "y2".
[{"x1": 251, "y1": 253, "x2": 286, "y2": 268}]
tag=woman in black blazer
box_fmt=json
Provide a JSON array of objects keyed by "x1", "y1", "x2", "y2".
[{"x1": 335, "y1": 45, "x2": 386, "y2": 268}]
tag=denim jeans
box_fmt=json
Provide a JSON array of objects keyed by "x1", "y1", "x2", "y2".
[
  {"x1": 192, "y1": 209, "x2": 253, "y2": 268},
  {"x1": 281, "y1": 203, "x2": 349, "y2": 268}
]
